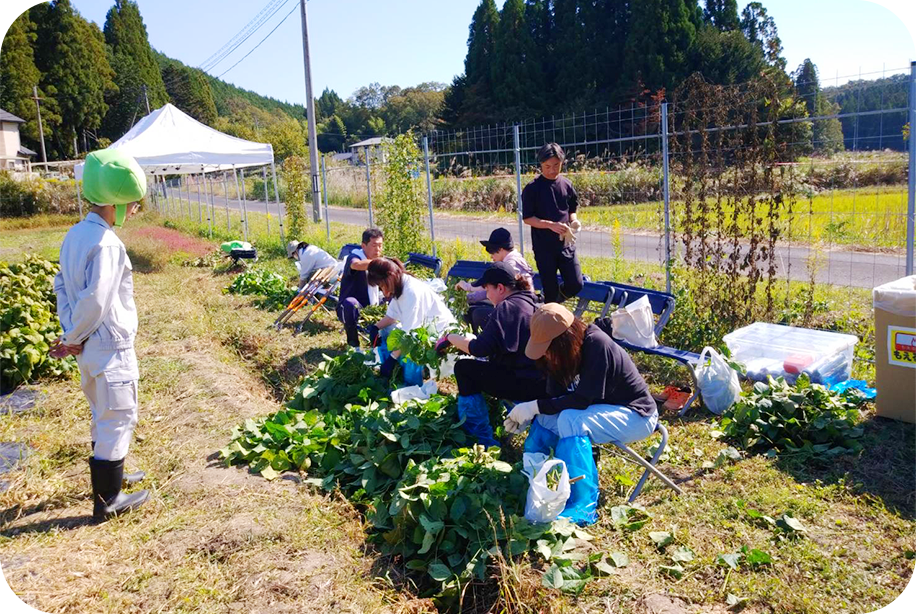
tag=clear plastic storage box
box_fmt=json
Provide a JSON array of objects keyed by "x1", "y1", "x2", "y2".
[{"x1": 723, "y1": 322, "x2": 858, "y2": 386}]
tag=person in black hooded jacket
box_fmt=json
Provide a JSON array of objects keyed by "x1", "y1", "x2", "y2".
[{"x1": 443, "y1": 261, "x2": 547, "y2": 446}]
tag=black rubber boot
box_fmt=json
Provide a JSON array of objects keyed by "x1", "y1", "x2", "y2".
[
  {"x1": 89, "y1": 457, "x2": 150, "y2": 521},
  {"x1": 345, "y1": 326, "x2": 360, "y2": 348},
  {"x1": 93, "y1": 442, "x2": 145, "y2": 485}
]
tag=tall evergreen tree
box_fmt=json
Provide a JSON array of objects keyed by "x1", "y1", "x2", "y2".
[
  {"x1": 552, "y1": 0, "x2": 593, "y2": 106},
  {"x1": 460, "y1": 0, "x2": 500, "y2": 124},
  {"x1": 0, "y1": 12, "x2": 58, "y2": 149},
  {"x1": 102, "y1": 0, "x2": 168, "y2": 138},
  {"x1": 162, "y1": 63, "x2": 217, "y2": 125},
  {"x1": 794, "y1": 59, "x2": 844, "y2": 154},
  {"x1": 740, "y1": 2, "x2": 785, "y2": 70},
  {"x1": 31, "y1": 0, "x2": 116, "y2": 158},
  {"x1": 703, "y1": 0, "x2": 739, "y2": 31},
  {"x1": 492, "y1": 0, "x2": 544, "y2": 118},
  {"x1": 591, "y1": 0, "x2": 632, "y2": 101},
  {"x1": 439, "y1": 74, "x2": 468, "y2": 127},
  {"x1": 794, "y1": 59, "x2": 820, "y2": 117},
  {"x1": 692, "y1": 25, "x2": 765, "y2": 85},
  {"x1": 622, "y1": 0, "x2": 698, "y2": 94}
]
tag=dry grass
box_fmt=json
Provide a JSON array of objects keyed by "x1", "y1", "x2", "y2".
[
  {"x1": 1, "y1": 217, "x2": 913, "y2": 614},
  {"x1": 0, "y1": 237, "x2": 407, "y2": 613}
]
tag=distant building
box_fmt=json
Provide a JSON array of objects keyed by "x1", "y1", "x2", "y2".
[
  {"x1": 349, "y1": 137, "x2": 392, "y2": 166},
  {"x1": 0, "y1": 109, "x2": 36, "y2": 170}
]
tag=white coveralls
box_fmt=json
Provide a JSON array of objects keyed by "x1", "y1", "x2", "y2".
[{"x1": 54, "y1": 212, "x2": 140, "y2": 462}]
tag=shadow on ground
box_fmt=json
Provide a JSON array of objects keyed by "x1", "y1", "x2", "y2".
[{"x1": 774, "y1": 413, "x2": 916, "y2": 519}]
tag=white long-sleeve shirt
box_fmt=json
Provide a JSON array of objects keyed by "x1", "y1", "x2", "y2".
[
  {"x1": 54, "y1": 213, "x2": 138, "y2": 351},
  {"x1": 386, "y1": 275, "x2": 456, "y2": 335},
  {"x1": 296, "y1": 244, "x2": 338, "y2": 281}
]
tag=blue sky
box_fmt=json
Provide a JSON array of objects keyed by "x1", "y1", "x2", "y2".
[{"x1": 3, "y1": 0, "x2": 915, "y2": 106}]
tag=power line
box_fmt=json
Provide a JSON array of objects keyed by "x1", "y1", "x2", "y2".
[
  {"x1": 199, "y1": 0, "x2": 285, "y2": 72},
  {"x1": 216, "y1": 1, "x2": 299, "y2": 80},
  {"x1": 160, "y1": 0, "x2": 293, "y2": 90},
  {"x1": 202, "y1": 0, "x2": 292, "y2": 73}
]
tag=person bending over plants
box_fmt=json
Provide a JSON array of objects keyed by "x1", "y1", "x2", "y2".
[
  {"x1": 443, "y1": 261, "x2": 546, "y2": 447},
  {"x1": 504, "y1": 304, "x2": 658, "y2": 525},
  {"x1": 367, "y1": 257, "x2": 456, "y2": 384},
  {"x1": 337, "y1": 228, "x2": 384, "y2": 348},
  {"x1": 455, "y1": 227, "x2": 534, "y2": 332},
  {"x1": 286, "y1": 240, "x2": 338, "y2": 289}
]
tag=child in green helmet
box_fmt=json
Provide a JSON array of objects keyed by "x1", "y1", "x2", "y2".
[{"x1": 50, "y1": 149, "x2": 150, "y2": 522}]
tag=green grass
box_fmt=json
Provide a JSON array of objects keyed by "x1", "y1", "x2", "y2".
[
  {"x1": 408, "y1": 187, "x2": 909, "y2": 250},
  {"x1": 1, "y1": 218, "x2": 912, "y2": 613}
]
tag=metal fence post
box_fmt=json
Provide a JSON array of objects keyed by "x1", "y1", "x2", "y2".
[
  {"x1": 366, "y1": 153, "x2": 374, "y2": 227},
  {"x1": 321, "y1": 155, "x2": 331, "y2": 242},
  {"x1": 222, "y1": 172, "x2": 231, "y2": 233},
  {"x1": 76, "y1": 179, "x2": 83, "y2": 219},
  {"x1": 271, "y1": 160, "x2": 284, "y2": 242},
  {"x1": 423, "y1": 136, "x2": 437, "y2": 257},
  {"x1": 661, "y1": 102, "x2": 673, "y2": 294},
  {"x1": 513, "y1": 125, "x2": 525, "y2": 256},
  {"x1": 196, "y1": 174, "x2": 203, "y2": 224},
  {"x1": 907, "y1": 60, "x2": 915, "y2": 276},
  {"x1": 205, "y1": 174, "x2": 213, "y2": 238},
  {"x1": 186, "y1": 174, "x2": 193, "y2": 219},
  {"x1": 233, "y1": 167, "x2": 248, "y2": 241},
  {"x1": 239, "y1": 168, "x2": 250, "y2": 240},
  {"x1": 262, "y1": 166, "x2": 271, "y2": 236}
]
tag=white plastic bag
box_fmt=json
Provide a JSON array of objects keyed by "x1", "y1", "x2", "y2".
[
  {"x1": 610, "y1": 295, "x2": 658, "y2": 348},
  {"x1": 694, "y1": 346, "x2": 741, "y2": 415},
  {"x1": 524, "y1": 458, "x2": 571, "y2": 524},
  {"x1": 424, "y1": 278, "x2": 447, "y2": 293},
  {"x1": 390, "y1": 379, "x2": 439, "y2": 406}
]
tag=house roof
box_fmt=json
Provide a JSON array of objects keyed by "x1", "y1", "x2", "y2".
[
  {"x1": 0, "y1": 108, "x2": 26, "y2": 124},
  {"x1": 332, "y1": 152, "x2": 354, "y2": 161},
  {"x1": 19, "y1": 145, "x2": 37, "y2": 157},
  {"x1": 349, "y1": 137, "x2": 391, "y2": 148}
]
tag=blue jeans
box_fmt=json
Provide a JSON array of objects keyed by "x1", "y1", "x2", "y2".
[{"x1": 534, "y1": 405, "x2": 658, "y2": 444}]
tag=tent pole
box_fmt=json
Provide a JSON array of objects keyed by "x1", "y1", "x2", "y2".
[
  {"x1": 239, "y1": 168, "x2": 250, "y2": 240},
  {"x1": 165, "y1": 177, "x2": 172, "y2": 217},
  {"x1": 196, "y1": 173, "x2": 203, "y2": 225},
  {"x1": 76, "y1": 179, "x2": 83, "y2": 220},
  {"x1": 262, "y1": 166, "x2": 271, "y2": 237},
  {"x1": 233, "y1": 167, "x2": 246, "y2": 241},
  {"x1": 222, "y1": 172, "x2": 231, "y2": 232},
  {"x1": 271, "y1": 160, "x2": 284, "y2": 242},
  {"x1": 205, "y1": 173, "x2": 213, "y2": 238},
  {"x1": 186, "y1": 174, "x2": 193, "y2": 220}
]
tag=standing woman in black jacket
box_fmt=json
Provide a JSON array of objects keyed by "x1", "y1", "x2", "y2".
[{"x1": 444, "y1": 262, "x2": 547, "y2": 447}]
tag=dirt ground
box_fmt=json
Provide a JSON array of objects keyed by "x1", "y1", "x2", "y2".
[{"x1": 1, "y1": 218, "x2": 913, "y2": 614}]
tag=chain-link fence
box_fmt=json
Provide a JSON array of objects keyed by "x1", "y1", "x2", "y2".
[{"x1": 4, "y1": 64, "x2": 913, "y2": 300}]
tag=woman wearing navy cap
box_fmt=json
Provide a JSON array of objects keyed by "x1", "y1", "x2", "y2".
[{"x1": 443, "y1": 261, "x2": 546, "y2": 446}]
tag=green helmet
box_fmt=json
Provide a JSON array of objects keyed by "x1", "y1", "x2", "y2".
[{"x1": 82, "y1": 149, "x2": 147, "y2": 227}]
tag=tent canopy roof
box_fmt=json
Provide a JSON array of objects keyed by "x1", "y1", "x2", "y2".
[{"x1": 81, "y1": 104, "x2": 274, "y2": 177}]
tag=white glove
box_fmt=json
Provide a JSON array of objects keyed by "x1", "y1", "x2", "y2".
[
  {"x1": 562, "y1": 226, "x2": 577, "y2": 248},
  {"x1": 504, "y1": 400, "x2": 539, "y2": 433},
  {"x1": 570, "y1": 218, "x2": 582, "y2": 232}
]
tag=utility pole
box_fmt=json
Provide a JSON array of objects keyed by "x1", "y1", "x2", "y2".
[
  {"x1": 299, "y1": 0, "x2": 322, "y2": 223},
  {"x1": 31, "y1": 86, "x2": 47, "y2": 165},
  {"x1": 142, "y1": 84, "x2": 150, "y2": 114}
]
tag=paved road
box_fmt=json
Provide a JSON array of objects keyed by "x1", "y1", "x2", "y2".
[{"x1": 161, "y1": 188, "x2": 908, "y2": 289}]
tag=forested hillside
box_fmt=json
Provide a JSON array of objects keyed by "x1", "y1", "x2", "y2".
[{"x1": 1, "y1": 0, "x2": 907, "y2": 164}]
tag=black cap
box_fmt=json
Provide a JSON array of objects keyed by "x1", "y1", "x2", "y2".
[
  {"x1": 479, "y1": 227, "x2": 513, "y2": 252},
  {"x1": 472, "y1": 261, "x2": 517, "y2": 287}
]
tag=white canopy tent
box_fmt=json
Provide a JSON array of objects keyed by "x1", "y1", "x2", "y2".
[{"x1": 75, "y1": 104, "x2": 283, "y2": 241}]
